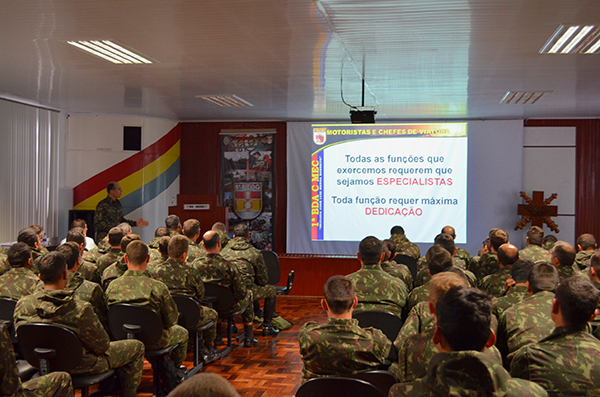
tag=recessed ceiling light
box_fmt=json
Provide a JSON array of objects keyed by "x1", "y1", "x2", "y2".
[
  {"x1": 196, "y1": 95, "x2": 253, "y2": 107},
  {"x1": 66, "y1": 40, "x2": 154, "y2": 64},
  {"x1": 540, "y1": 25, "x2": 600, "y2": 54},
  {"x1": 500, "y1": 91, "x2": 550, "y2": 104}
]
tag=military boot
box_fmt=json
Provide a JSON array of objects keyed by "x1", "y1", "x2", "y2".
[
  {"x1": 214, "y1": 321, "x2": 224, "y2": 346},
  {"x1": 262, "y1": 296, "x2": 280, "y2": 336},
  {"x1": 243, "y1": 324, "x2": 258, "y2": 347}
]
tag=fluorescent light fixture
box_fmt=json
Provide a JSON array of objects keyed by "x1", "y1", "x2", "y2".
[
  {"x1": 196, "y1": 95, "x2": 254, "y2": 107},
  {"x1": 541, "y1": 25, "x2": 600, "y2": 54},
  {"x1": 500, "y1": 91, "x2": 549, "y2": 104},
  {"x1": 67, "y1": 40, "x2": 154, "y2": 64}
]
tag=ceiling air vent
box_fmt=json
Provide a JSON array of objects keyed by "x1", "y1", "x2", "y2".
[
  {"x1": 196, "y1": 95, "x2": 253, "y2": 107},
  {"x1": 500, "y1": 91, "x2": 550, "y2": 105}
]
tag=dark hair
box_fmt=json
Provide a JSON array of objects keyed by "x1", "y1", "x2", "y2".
[
  {"x1": 158, "y1": 236, "x2": 171, "y2": 256},
  {"x1": 108, "y1": 227, "x2": 125, "y2": 247},
  {"x1": 390, "y1": 226, "x2": 405, "y2": 235},
  {"x1": 576, "y1": 233, "x2": 596, "y2": 250},
  {"x1": 38, "y1": 252, "x2": 67, "y2": 284},
  {"x1": 510, "y1": 259, "x2": 534, "y2": 283},
  {"x1": 442, "y1": 267, "x2": 469, "y2": 282},
  {"x1": 154, "y1": 227, "x2": 169, "y2": 238},
  {"x1": 56, "y1": 242, "x2": 80, "y2": 270},
  {"x1": 591, "y1": 253, "x2": 600, "y2": 275},
  {"x1": 555, "y1": 277, "x2": 600, "y2": 326},
  {"x1": 70, "y1": 219, "x2": 87, "y2": 229},
  {"x1": 434, "y1": 233, "x2": 455, "y2": 256},
  {"x1": 212, "y1": 222, "x2": 227, "y2": 232},
  {"x1": 126, "y1": 240, "x2": 149, "y2": 265},
  {"x1": 203, "y1": 231, "x2": 221, "y2": 250},
  {"x1": 66, "y1": 228, "x2": 86, "y2": 245},
  {"x1": 183, "y1": 219, "x2": 201, "y2": 238},
  {"x1": 165, "y1": 215, "x2": 181, "y2": 231},
  {"x1": 426, "y1": 245, "x2": 453, "y2": 275},
  {"x1": 542, "y1": 235, "x2": 558, "y2": 248},
  {"x1": 527, "y1": 226, "x2": 544, "y2": 246},
  {"x1": 323, "y1": 275, "x2": 355, "y2": 314},
  {"x1": 383, "y1": 239, "x2": 396, "y2": 258},
  {"x1": 29, "y1": 224, "x2": 44, "y2": 236},
  {"x1": 233, "y1": 224, "x2": 249, "y2": 238},
  {"x1": 489, "y1": 229, "x2": 509, "y2": 252},
  {"x1": 17, "y1": 228, "x2": 38, "y2": 248},
  {"x1": 106, "y1": 182, "x2": 117, "y2": 194},
  {"x1": 436, "y1": 286, "x2": 492, "y2": 351},
  {"x1": 497, "y1": 244, "x2": 519, "y2": 267},
  {"x1": 121, "y1": 234, "x2": 141, "y2": 252},
  {"x1": 358, "y1": 236, "x2": 383, "y2": 265},
  {"x1": 168, "y1": 235, "x2": 189, "y2": 258},
  {"x1": 7, "y1": 242, "x2": 32, "y2": 268},
  {"x1": 552, "y1": 241, "x2": 576, "y2": 267},
  {"x1": 528, "y1": 262, "x2": 559, "y2": 293}
]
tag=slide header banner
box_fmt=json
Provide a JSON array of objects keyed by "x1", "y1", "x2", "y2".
[{"x1": 310, "y1": 123, "x2": 467, "y2": 243}]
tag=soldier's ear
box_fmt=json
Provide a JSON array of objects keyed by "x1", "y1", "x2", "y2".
[
  {"x1": 485, "y1": 329, "x2": 496, "y2": 349},
  {"x1": 428, "y1": 301, "x2": 436, "y2": 316},
  {"x1": 320, "y1": 299, "x2": 328, "y2": 312},
  {"x1": 589, "y1": 309, "x2": 598, "y2": 323},
  {"x1": 551, "y1": 298, "x2": 560, "y2": 316}
]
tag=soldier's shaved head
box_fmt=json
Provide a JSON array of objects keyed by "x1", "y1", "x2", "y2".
[
  {"x1": 441, "y1": 226, "x2": 456, "y2": 239},
  {"x1": 203, "y1": 231, "x2": 221, "y2": 250},
  {"x1": 497, "y1": 243, "x2": 519, "y2": 267}
]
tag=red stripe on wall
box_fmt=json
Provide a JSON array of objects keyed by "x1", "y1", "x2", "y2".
[{"x1": 73, "y1": 123, "x2": 181, "y2": 206}]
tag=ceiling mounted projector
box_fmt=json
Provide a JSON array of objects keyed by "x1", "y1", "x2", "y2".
[{"x1": 350, "y1": 109, "x2": 376, "y2": 123}]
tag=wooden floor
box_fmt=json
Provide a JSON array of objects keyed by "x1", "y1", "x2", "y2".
[{"x1": 88, "y1": 296, "x2": 325, "y2": 396}]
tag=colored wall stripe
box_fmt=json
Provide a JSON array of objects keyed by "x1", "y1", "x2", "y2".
[
  {"x1": 73, "y1": 123, "x2": 180, "y2": 206},
  {"x1": 121, "y1": 158, "x2": 180, "y2": 214}
]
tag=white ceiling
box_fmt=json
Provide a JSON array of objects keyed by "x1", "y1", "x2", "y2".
[{"x1": 1, "y1": 0, "x2": 599, "y2": 121}]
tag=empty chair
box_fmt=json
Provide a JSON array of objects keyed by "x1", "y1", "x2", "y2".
[
  {"x1": 353, "y1": 311, "x2": 404, "y2": 362},
  {"x1": 204, "y1": 283, "x2": 246, "y2": 356},
  {"x1": 108, "y1": 303, "x2": 180, "y2": 397},
  {"x1": 262, "y1": 250, "x2": 295, "y2": 295},
  {"x1": 296, "y1": 377, "x2": 383, "y2": 397},
  {"x1": 17, "y1": 323, "x2": 114, "y2": 397},
  {"x1": 395, "y1": 254, "x2": 418, "y2": 280}
]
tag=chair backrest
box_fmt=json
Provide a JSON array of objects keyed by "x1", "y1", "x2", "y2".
[
  {"x1": 262, "y1": 250, "x2": 281, "y2": 285},
  {"x1": 204, "y1": 284, "x2": 236, "y2": 313},
  {"x1": 352, "y1": 311, "x2": 404, "y2": 342},
  {"x1": 17, "y1": 323, "x2": 83, "y2": 372},
  {"x1": 395, "y1": 254, "x2": 418, "y2": 280},
  {"x1": 296, "y1": 377, "x2": 383, "y2": 397},
  {"x1": 108, "y1": 303, "x2": 164, "y2": 345},
  {"x1": 349, "y1": 370, "x2": 397, "y2": 397},
  {"x1": 0, "y1": 298, "x2": 17, "y2": 341},
  {"x1": 172, "y1": 295, "x2": 201, "y2": 330}
]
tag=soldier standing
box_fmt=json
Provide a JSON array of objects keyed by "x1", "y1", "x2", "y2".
[{"x1": 94, "y1": 182, "x2": 148, "y2": 242}]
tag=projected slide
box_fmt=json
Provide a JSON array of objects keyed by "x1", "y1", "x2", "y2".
[{"x1": 310, "y1": 123, "x2": 467, "y2": 243}]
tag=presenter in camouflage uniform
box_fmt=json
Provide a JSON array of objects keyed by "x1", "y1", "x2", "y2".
[
  {"x1": 298, "y1": 275, "x2": 391, "y2": 382},
  {"x1": 14, "y1": 252, "x2": 145, "y2": 397},
  {"x1": 221, "y1": 224, "x2": 278, "y2": 337},
  {"x1": 94, "y1": 181, "x2": 148, "y2": 242},
  {"x1": 105, "y1": 240, "x2": 189, "y2": 367},
  {"x1": 511, "y1": 277, "x2": 600, "y2": 395},
  {"x1": 0, "y1": 243, "x2": 42, "y2": 300},
  {"x1": 195, "y1": 231, "x2": 256, "y2": 347}
]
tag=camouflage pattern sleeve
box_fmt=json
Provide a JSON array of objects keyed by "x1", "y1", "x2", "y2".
[
  {"x1": 0, "y1": 322, "x2": 21, "y2": 395},
  {"x1": 158, "y1": 283, "x2": 179, "y2": 329},
  {"x1": 77, "y1": 302, "x2": 111, "y2": 356},
  {"x1": 94, "y1": 198, "x2": 116, "y2": 235},
  {"x1": 253, "y1": 249, "x2": 269, "y2": 286}
]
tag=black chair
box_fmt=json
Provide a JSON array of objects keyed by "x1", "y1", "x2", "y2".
[
  {"x1": 17, "y1": 323, "x2": 115, "y2": 397},
  {"x1": 296, "y1": 377, "x2": 384, "y2": 397},
  {"x1": 395, "y1": 254, "x2": 418, "y2": 280},
  {"x1": 172, "y1": 295, "x2": 215, "y2": 375},
  {"x1": 204, "y1": 283, "x2": 246, "y2": 357},
  {"x1": 108, "y1": 303, "x2": 180, "y2": 397},
  {"x1": 262, "y1": 250, "x2": 295, "y2": 295},
  {"x1": 0, "y1": 298, "x2": 37, "y2": 380},
  {"x1": 352, "y1": 311, "x2": 404, "y2": 362},
  {"x1": 349, "y1": 370, "x2": 398, "y2": 397}
]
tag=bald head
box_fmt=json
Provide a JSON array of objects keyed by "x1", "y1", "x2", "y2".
[
  {"x1": 497, "y1": 243, "x2": 519, "y2": 267},
  {"x1": 202, "y1": 230, "x2": 221, "y2": 252},
  {"x1": 441, "y1": 226, "x2": 456, "y2": 239}
]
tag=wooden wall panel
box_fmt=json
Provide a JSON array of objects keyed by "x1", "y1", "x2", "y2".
[{"x1": 525, "y1": 119, "x2": 600, "y2": 240}]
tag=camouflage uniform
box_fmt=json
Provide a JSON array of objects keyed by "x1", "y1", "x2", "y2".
[
  {"x1": 217, "y1": 231, "x2": 230, "y2": 249},
  {"x1": 519, "y1": 244, "x2": 549, "y2": 263},
  {"x1": 29, "y1": 247, "x2": 44, "y2": 274},
  {"x1": 95, "y1": 248, "x2": 123, "y2": 278},
  {"x1": 346, "y1": 263, "x2": 408, "y2": 319},
  {"x1": 415, "y1": 264, "x2": 476, "y2": 288},
  {"x1": 381, "y1": 260, "x2": 413, "y2": 291},
  {"x1": 77, "y1": 260, "x2": 100, "y2": 284},
  {"x1": 469, "y1": 252, "x2": 500, "y2": 280},
  {"x1": 82, "y1": 239, "x2": 110, "y2": 264},
  {"x1": 390, "y1": 234, "x2": 421, "y2": 260},
  {"x1": 298, "y1": 317, "x2": 391, "y2": 382},
  {"x1": 455, "y1": 247, "x2": 472, "y2": 264},
  {"x1": 493, "y1": 285, "x2": 529, "y2": 320},
  {"x1": 0, "y1": 267, "x2": 42, "y2": 300},
  {"x1": 194, "y1": 253, "x2": 254, "y2": 323},
  {"x1": 481, "y1": 267, "x2": 513, "y2": 298},
  {"x1": 147, "y1": 254, "x2": 168, "y2": 274},
  {"x1": 148, "y1": 237, "x2": 161, "y2": 261},
  {"x1": 66, "y1": 271, "x2": 108, "y2": 330},
  {"x1": 0, "y1": 322, "x2": 73, "y2": 397},
  {"x1": 405, "y1": 281, "x2": 430, "y2": 316},
  {"x1": 0, "y1": 256, "x2": 10, "y2": 276},
  {"x1": 187, "y1": 240, "x2": 207, "y2": 263},
  {"x1": 511, "y1": 325, "x2": 600, "y2": 396},
  {"x1": 389, "y1": 350, "x2": 548, "y2": 396},
  {"x1": 556, "y1": 263, "x2": 580, "y2": 281},
  {"x1": 105, "y1": 269, "x2": 189, "y2": 366},
  {"x1": 101, "y1": 258, "x2": 128, "y2": 290},
  {"x1": 147, "y1": 258, "x2": 218, "y2": 346},
  {"x1": 94, "y1": 196, "x2": 137, "y2": 242},
  {"x1": 574, "y1": 250, "x2": 594, "y2": 270},
  {"x1": 393, "y1": 302, "x2": 434, "y2": 351},
  {"x1": 14, "y1": 289, "x2": 145, "y2": 391},
  {"x1": 221, "y1": 237, "x2": 276, "y2": 300},
  {"x1": 497, "y1": 291, "x2": 555, "y2": 364}
]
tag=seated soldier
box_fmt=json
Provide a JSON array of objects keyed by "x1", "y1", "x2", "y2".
[
  {"x1": 519, "y1": 226, "x2": 548, "y2": 262},
  {"x1": 147, "y1": 235, "x2": 219, "y2": 362},
  {"x1": 166, "y1": 214, "x2": 182, "y2": 236},
  {"x1": 389, "y1": 286, "x2": 547, "y2": 396},
  {"x1": 390, "y1": 225, "x2": 421, "y2": 260},
  {"x1": 441, "y1": 225, "x2": 472, "y2": 263},
  {"x1": 148, "y1": 226, "x2": 169, "y2": 261},
  {"x1": 194, "y1": 231, "x2": 255, "y2": 347},
  {"x1": 94, "y1": 227, "x2": 125, "y2": 277},
  {"x1": 101, "y1": 234, "x2": 141, "y2": 289},
  {"x1": 105, "y1": 240, "x2": 189, "y2": 368},
  {"x1": 511, "y1": 277, "x2": 600, "y2": 395},
  {"x1": 542, "y1": 235, "x2": 557, "y2": 251},
  {"x1": 480, "y1": 243, "x2": 519, "y2": 297},
  {"x1": 346, "y1": 236, "x2": 408, "y2": 318},
  {"x1": 298, "y1": 275, "x2": 391, "y2": 382},
  {"x1": 16, "y1": 228, "x2": 43, "y2": 274},
  {"x1": 211, "y1": 222, "x2": 230, "y2": 249},
  {"x1": 414, "y1": 234, "x2": 476, "y2": 287},
  {"x1": 497, "y1": 262, "x2": 559, "y2": 366},
  {"x1": 381, "y1": 239, "x2": 413, "y2": 291},
  {"x1": 574, "y1": 233, "x2": 596, "y2": 270},
  {"x1": 1, "y1": 321, "x2": 73, "y2": 397},
  {"x1": 493, "y1": 259, "x2": 534, "y2": 319},
  {"x1": 65, "y1": 228, "x2": 100, "y2": 283},
  {"x1": 147, "y1": 235, "x2": 170, "y2": 272},
  {"x1": 182, "y1": 219, "x2": 206, "y2": 263},
  {"x1": 59, "y1": 218, "x2": 97, "y2": 251},
  {"x1": 549, "y1": 241, "x2": 580, "y2": 281},
  {"x1": 56, "y1": 242, "x2": 108, "y2": 330},
  {"x1": 0, "y1": 242, "x2": 42, "y2": 300},
  {"x1": 14, "y1": 252, "x2": 145, "y2": 397},
  {"x1": 470, "y1": 228, "x2": 508, "y2": 280}
]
